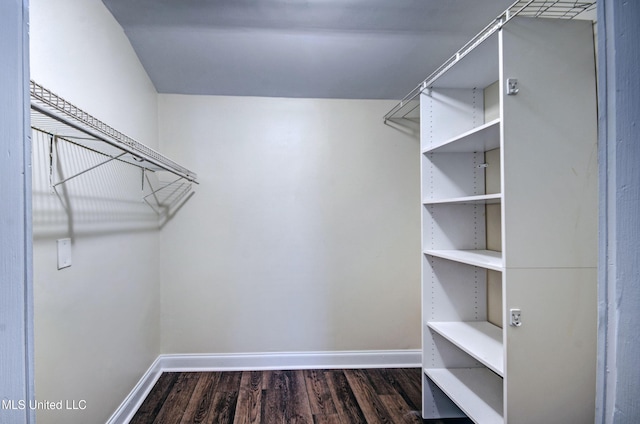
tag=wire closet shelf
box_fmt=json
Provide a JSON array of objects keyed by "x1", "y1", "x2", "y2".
[
  {"x1": 383, "y1": 0, "x2": 597, "y2": 123},
  {"x1": 30, "y1": 80, "x2": 198, "y2": 183}
]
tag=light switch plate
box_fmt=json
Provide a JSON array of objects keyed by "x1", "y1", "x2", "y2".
[{"x1": 57, "y1": 238, "x2": 72, "y2": 270}]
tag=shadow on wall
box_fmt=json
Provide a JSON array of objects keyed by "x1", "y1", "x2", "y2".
[{"x1": 31, "y1": 128, "x2": 194, "y2": 240}]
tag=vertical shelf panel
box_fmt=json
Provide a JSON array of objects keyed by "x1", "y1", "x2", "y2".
[
  {"x1": 499, "y1": 17, "x2": 598, "y2": 423},
  {"x1": 504, "y1": 268, "x2": 597, "y2": 424},
  {"x1": 500, "y1": 17, "x2": 598, "y2": 270}
]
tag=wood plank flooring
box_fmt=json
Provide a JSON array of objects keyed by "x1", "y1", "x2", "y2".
[{"x1": 130, "y1": 368, "x2": 472, "y2": 424}]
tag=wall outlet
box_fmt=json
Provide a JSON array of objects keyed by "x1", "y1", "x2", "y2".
[{"x1": 57, "y1": 238, "x2": 72, "y2": 270}]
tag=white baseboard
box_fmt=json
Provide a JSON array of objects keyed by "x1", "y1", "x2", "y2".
[
  {"x1": 160, "y1": 349, "x2": 421, "y2": 371},
  {"x1": 107, "y1": 349, "x2": 420, "y2": 423},
  {"x1": 105, "y1": 356, "x2": 163, "y2": 424}
]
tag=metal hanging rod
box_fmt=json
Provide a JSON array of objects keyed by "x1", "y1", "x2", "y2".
[
  {"x1": 383, "y1": 0, "x2": 596, "y2": 123},
  {"x1": 30, "y1": 80, "x2": 198, "y2": 183}
]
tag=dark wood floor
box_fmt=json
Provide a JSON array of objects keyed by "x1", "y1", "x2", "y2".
[{"x1": 130, "y1": 368, "x2": 472, "y2": 424}]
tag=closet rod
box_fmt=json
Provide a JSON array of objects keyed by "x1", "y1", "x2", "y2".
[
  {"x1": 383, "y1": 0, "x2": 596, "y2": 123},
  {"x1": 30, "y1": 81, "x2": 198, "y2": 184}
]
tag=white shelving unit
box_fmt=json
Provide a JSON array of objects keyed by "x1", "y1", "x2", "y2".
[{"x1": 408, "y1": 10, "x2": 598, "y2": 424}]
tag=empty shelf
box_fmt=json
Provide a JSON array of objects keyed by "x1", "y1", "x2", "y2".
[
  {"x1": 425, "y1": 368, "x2": 504, "y2": 424},
  {"x1": 428, "y1": 321, "x2": 504, "y2": 376},
  {"x1": 423, "y1": 119, "x2": 500, "y2": 154},
  {"x1": 423, "y1": 193, "x2": 501, "y2": 205},
  {"x1": 424, "y1": 249, "x2": 503, "y2": 271}
]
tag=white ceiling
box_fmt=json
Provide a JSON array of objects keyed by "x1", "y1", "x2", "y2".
[{"x1": 101, "y1": 0, "x2": 516, "y2": 99}]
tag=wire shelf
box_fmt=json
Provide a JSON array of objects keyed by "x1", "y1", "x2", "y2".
[
  {"x1": 508, "y1": 1, "x2": 596, "y2": 19},
  {"x1": 383, "y1": 0, "x2": 596, "y2": 122},
  {"x1": 30, "y1": 80, "x2": 198, "y2": 183}
]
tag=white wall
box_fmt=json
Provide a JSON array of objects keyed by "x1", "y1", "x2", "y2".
[
  {"x1": 29, "y1": 1, "x2": 421, "y2": 418},
  {"x1": 158, "y1": 95, "x2": 421, "y2": 354},
  {"x1": 29, "y1": 1, "x2": 160, "y2": 423}
]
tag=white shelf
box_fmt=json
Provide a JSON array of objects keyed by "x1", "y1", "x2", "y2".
[
  {"x1": 425, "y1": 368, "x2": 504, "y2": 424},
  {"x1": 424, "y1": 249, "x2": 503, "y2": 271},
  {"x1": 428, "y1": 321, "x2": 504, "y2": 376},
  {"x1": 423, "y1": 119, "x2": 500, "y2": 154},
  {"x1": 423, "y1": 193, "x2": 501, "y2": 206}
]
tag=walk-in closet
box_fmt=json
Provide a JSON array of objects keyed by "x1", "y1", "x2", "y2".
[{"x1": 2, "y1": 0, "x2": 640, "y2": 423}]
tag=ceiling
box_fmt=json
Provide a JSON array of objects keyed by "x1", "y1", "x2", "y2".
[{"x1": 102, "y1": 0, "x2": 516, "y2": 99}]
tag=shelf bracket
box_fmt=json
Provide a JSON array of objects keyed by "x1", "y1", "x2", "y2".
[
  {"x1": 48, "y1": 135, "x2": 56, "y2": 189},
  {"x1": 507, "y1": 78, "x2": 519, "y2": 95},
  {"x1": 52, "y1": 151, "x2": 127, "y2": 188}
]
